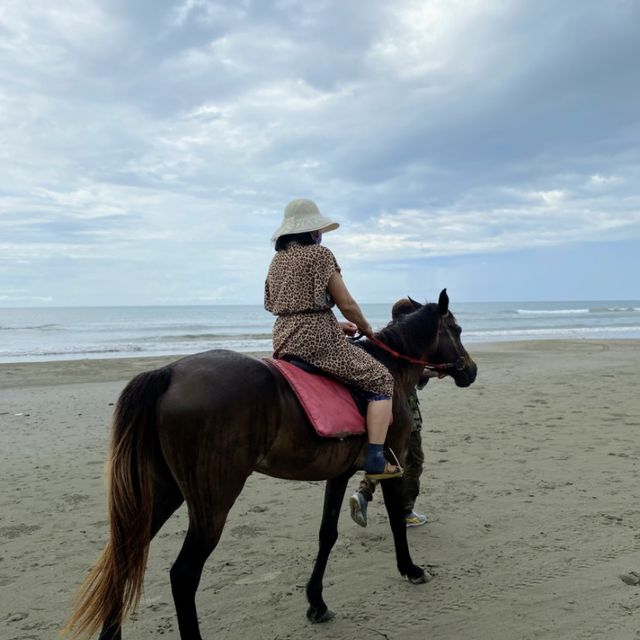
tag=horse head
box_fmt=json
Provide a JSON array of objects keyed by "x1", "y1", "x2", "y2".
[{"x1": 431, "y1": 289, "x2": 477, "y2": 387}]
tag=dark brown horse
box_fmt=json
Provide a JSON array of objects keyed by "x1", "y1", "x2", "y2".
[{"x1": 65, "y1": 289, "x2": 477, "y2": 639}]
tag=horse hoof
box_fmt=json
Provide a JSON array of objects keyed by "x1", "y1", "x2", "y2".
[
  {"x1": 408, "y1": 570, "x2": 432, "y2": 585},
  {"x1": 306, "y1": 606, "x2": 335, "y2": 623}
]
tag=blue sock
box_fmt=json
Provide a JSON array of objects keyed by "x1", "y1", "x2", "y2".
[{"x1": 364, "y1": 444, "x2": 385, "y2": 474}]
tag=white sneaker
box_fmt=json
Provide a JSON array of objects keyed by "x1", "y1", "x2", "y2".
[{"x1": 405, "y1": 511, "x2": 428, "y2": 527}]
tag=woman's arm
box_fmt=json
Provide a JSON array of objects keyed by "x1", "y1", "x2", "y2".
[{"x1": 328, "y1": 272, "x2": 373, "y2": 336}]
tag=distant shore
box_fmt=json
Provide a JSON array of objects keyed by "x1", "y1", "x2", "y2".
[
  {"x1": 2, "y1": 339, "x2": 640, "y2": 639},
  {"x1": 3, "y1": 300, "x2": 639, "y2": 364},
  {"x1": 0, "y1": 352, "x2": 204, "y2": 389},
  {"x1": 0, "y1": 338, "x2": 637, "y2": 388}
]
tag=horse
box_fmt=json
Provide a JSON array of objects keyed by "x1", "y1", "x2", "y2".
[{"x1": 64, "y1": 289, "x2": 477, "y2": 639}]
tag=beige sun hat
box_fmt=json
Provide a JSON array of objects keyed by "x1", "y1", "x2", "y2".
[{"x1": 271, "y1": 198, "x2": 339, "y2": 243}]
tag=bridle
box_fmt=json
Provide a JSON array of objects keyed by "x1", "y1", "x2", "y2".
[
  {"x1": 436, "y1": 312, "x2": 467, "y2": 371},
  {"x1": 351, "y1": 312, "x2": 466, "y2": 372}
]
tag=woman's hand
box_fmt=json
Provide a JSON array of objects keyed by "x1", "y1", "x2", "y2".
[
  {"x1": 339, "y1": 321, "x2": 358, "y2": 336},
  {"x1": 359, "y1": 323, "x2": 374, "y2": 338}
]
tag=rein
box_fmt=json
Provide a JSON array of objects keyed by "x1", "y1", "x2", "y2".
[{"x1": 352, "y1": 331, "x2": 465, "y2": 372}]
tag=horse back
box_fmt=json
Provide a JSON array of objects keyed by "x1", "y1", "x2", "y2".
[{"x1": 156, "y1": 349, "x2": 365, "y2": 481}]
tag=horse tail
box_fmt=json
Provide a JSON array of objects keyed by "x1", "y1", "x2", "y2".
[{"x1": 63, "y1": 366, "x2": 173, "y2": 639}]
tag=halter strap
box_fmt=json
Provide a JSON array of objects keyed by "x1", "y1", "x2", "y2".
[{"x1": 354, "y1": 332, "x2": 465, "y2": 371}]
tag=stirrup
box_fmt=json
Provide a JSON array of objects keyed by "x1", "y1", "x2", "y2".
[{"x1": 364, "y1": 448, "x2": 404, "y2": 481}]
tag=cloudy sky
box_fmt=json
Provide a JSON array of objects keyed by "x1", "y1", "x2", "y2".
[{"x1": 1, "y1": 0, "x2": 639, "y2": 307}]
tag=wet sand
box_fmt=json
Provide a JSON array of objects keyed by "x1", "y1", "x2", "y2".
[{"x1": 1, "y1": 340, "x2": 639, "y2": 639}]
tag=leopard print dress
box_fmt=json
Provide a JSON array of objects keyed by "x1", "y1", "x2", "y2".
[{"x1": 264, "y1": 243, "x2": 393, "y2": 397}]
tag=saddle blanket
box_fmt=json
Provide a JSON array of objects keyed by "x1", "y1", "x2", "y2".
[{"x1": 266, "y1": 358, "x2": 366, "y2": 438}]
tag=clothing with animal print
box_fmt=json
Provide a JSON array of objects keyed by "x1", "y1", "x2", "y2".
[{"x1": 265, "y1": 243, "x2": 393, "y2": 396}]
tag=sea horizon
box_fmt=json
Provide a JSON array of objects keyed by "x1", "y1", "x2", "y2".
[
  {"x1": 1, "y1": 299, "x2": 639, "y2": 364},
  {"x1": 1, "y1": 295, "x2": 638, "y2": 309}
]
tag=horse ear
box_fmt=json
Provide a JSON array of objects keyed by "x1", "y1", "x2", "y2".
[
  {"x1": 407, "y1": 296, "x2": 423, "y2": 310},
  {"x1": 438, "y1": 288, "x2": 449, "y2": 315}
]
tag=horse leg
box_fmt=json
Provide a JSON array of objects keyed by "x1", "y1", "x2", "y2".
[
  {"x1": 170, "y1": 470, "x2": 249, "y2": 640},
  {"x1": 306, "y1": 472, "x2": 351, "y2": 623},
  {"x1": 169, "y1": 523, "x2": 220, "y2": 640},
  {"x1": 98, "y1": 462, "x2": 185, "y2": 640},
  {"x1": 380, "y1": 479, "x2": 430, "y2": 584},
  {"x1": 97, "y1": 618, "x2": 122, "y2": 640}
]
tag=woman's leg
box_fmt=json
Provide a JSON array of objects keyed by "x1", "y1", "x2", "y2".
[
  {"x1": 364, "y1": 398, "x2": 401, "y2": 476},
  {"x1": 366, "y1": 398, "x2": 392, "y2": 443}
]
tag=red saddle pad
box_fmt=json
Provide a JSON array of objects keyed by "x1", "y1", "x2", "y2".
[{"x1": 266, "y1": 358, "x2": 366, "y2": 438}]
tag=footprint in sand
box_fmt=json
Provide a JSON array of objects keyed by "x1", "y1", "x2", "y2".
[
  {"x1": 155, "y1": 615, "x2": 174, "y2": 635},
  {"x1": 619, "y1": 571, "x2": 640, "y2": 586},
  {"x1": 235, "y1": 570, "x2": 282, "y2": 585},
  {"x1": 5, "y1": 612, "x2": 29, "y2": 623},
  {"x1": 0, "y1": 524, "x2": 41, "y2": 540},
  {"x1": 62, "y1": 493, "x2": 91, "y2": 505},
  {"x1": 230, "y1": 524, "x2": 265, "y2": 538}
]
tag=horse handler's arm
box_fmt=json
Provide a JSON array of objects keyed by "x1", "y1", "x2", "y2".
[
  {"x1": 417, "y1": 368, "x2": 441, "y2": 388},
  {"x1": 328, "y1": 272, "x2": 373, "y2": 337}
]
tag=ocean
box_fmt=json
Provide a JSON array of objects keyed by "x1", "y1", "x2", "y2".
[{"x1": 1, "y1": 301, "x2": 639, "y2": 364}]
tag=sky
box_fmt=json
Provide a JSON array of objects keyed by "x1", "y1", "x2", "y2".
[{"x1": 0, "y1": 0, "x2": 639, "y2": 307}]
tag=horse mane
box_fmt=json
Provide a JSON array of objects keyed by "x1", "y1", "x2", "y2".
[{"x1": 359, "y1": 301, "x2": 441, "y2": 367}]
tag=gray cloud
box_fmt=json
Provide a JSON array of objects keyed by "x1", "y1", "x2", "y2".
[{"x1": 0, "y1": 0, "x2": 639, "y2": 304}]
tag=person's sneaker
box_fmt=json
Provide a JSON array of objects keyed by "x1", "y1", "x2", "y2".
[
  {"x1": 349, "y1": 492, "x2": 368, "y2": 527},
  {"x1": 405, "y1": 511, "x2": 428, "y2": 527}
]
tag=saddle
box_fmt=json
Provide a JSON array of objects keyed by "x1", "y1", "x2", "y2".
[{"x1": 266, "y1": 357, "x2": 367, "y2": 438}]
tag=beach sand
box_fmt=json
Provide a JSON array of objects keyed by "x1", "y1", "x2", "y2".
[{"x1": 1, "y1": 340, "x2": 639, "y2": 639}]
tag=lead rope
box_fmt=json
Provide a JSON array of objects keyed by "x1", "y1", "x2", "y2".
[{"x1": 351, "y1": 321, "x2": 465, "y2": 371}]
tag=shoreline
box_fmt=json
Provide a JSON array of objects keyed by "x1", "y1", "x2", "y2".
[{"x1": 1, "y1": 338, "x2": 638, "y2": 389}]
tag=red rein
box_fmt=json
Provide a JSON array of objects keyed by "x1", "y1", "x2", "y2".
[{"x1": 366, "y1": 335, "x2": 453, "y2": 370}]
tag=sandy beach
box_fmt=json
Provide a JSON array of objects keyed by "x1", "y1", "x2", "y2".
[{"x1": 1, "y1": 339, "x2": 640, "y2": 640}]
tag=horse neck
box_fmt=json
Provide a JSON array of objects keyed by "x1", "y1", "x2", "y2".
[
  {"x1": 366, "y1": 305, "x2": 440, "y2": 388},
  {"x1": 379, "y1": 305, "x2": 440, "y2": 360}
]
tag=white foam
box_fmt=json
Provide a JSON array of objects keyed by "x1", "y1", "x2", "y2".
[
  {"x1": 466, "y1": 325, "x2": 640, "y2": 339},
  {"x1": 515, "y1": 308, "x2": 589, "y2": 315}
]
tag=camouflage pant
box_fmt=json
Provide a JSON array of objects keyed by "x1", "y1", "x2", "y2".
[{"x1": 357, "y1": 429, "x2": 425, "y2": 514}]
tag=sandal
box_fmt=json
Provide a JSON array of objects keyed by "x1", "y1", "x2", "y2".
[
  {"x1": 365, "y1": 463, "x2": 404, "y2": 481},
  {"x1": 364, "y1": 447, "x2": 404, "y2": 481}
]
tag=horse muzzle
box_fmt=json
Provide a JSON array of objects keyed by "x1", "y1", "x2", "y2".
[{"x1": 451, "y1": 360, "x2": 477, "y2": 387}]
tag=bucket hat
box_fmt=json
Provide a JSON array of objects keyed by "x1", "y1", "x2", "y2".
[{"x1": 271, "y1": 199, "x2": 339, "y2": 243}]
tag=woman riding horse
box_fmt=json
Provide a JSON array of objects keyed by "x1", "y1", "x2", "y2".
[
  {"x1": 265, "y1": 198, "x2": 401, "y2": 479},
  {"x1": 63, "y1": 202, "x2": 477, "y2": 639}
]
